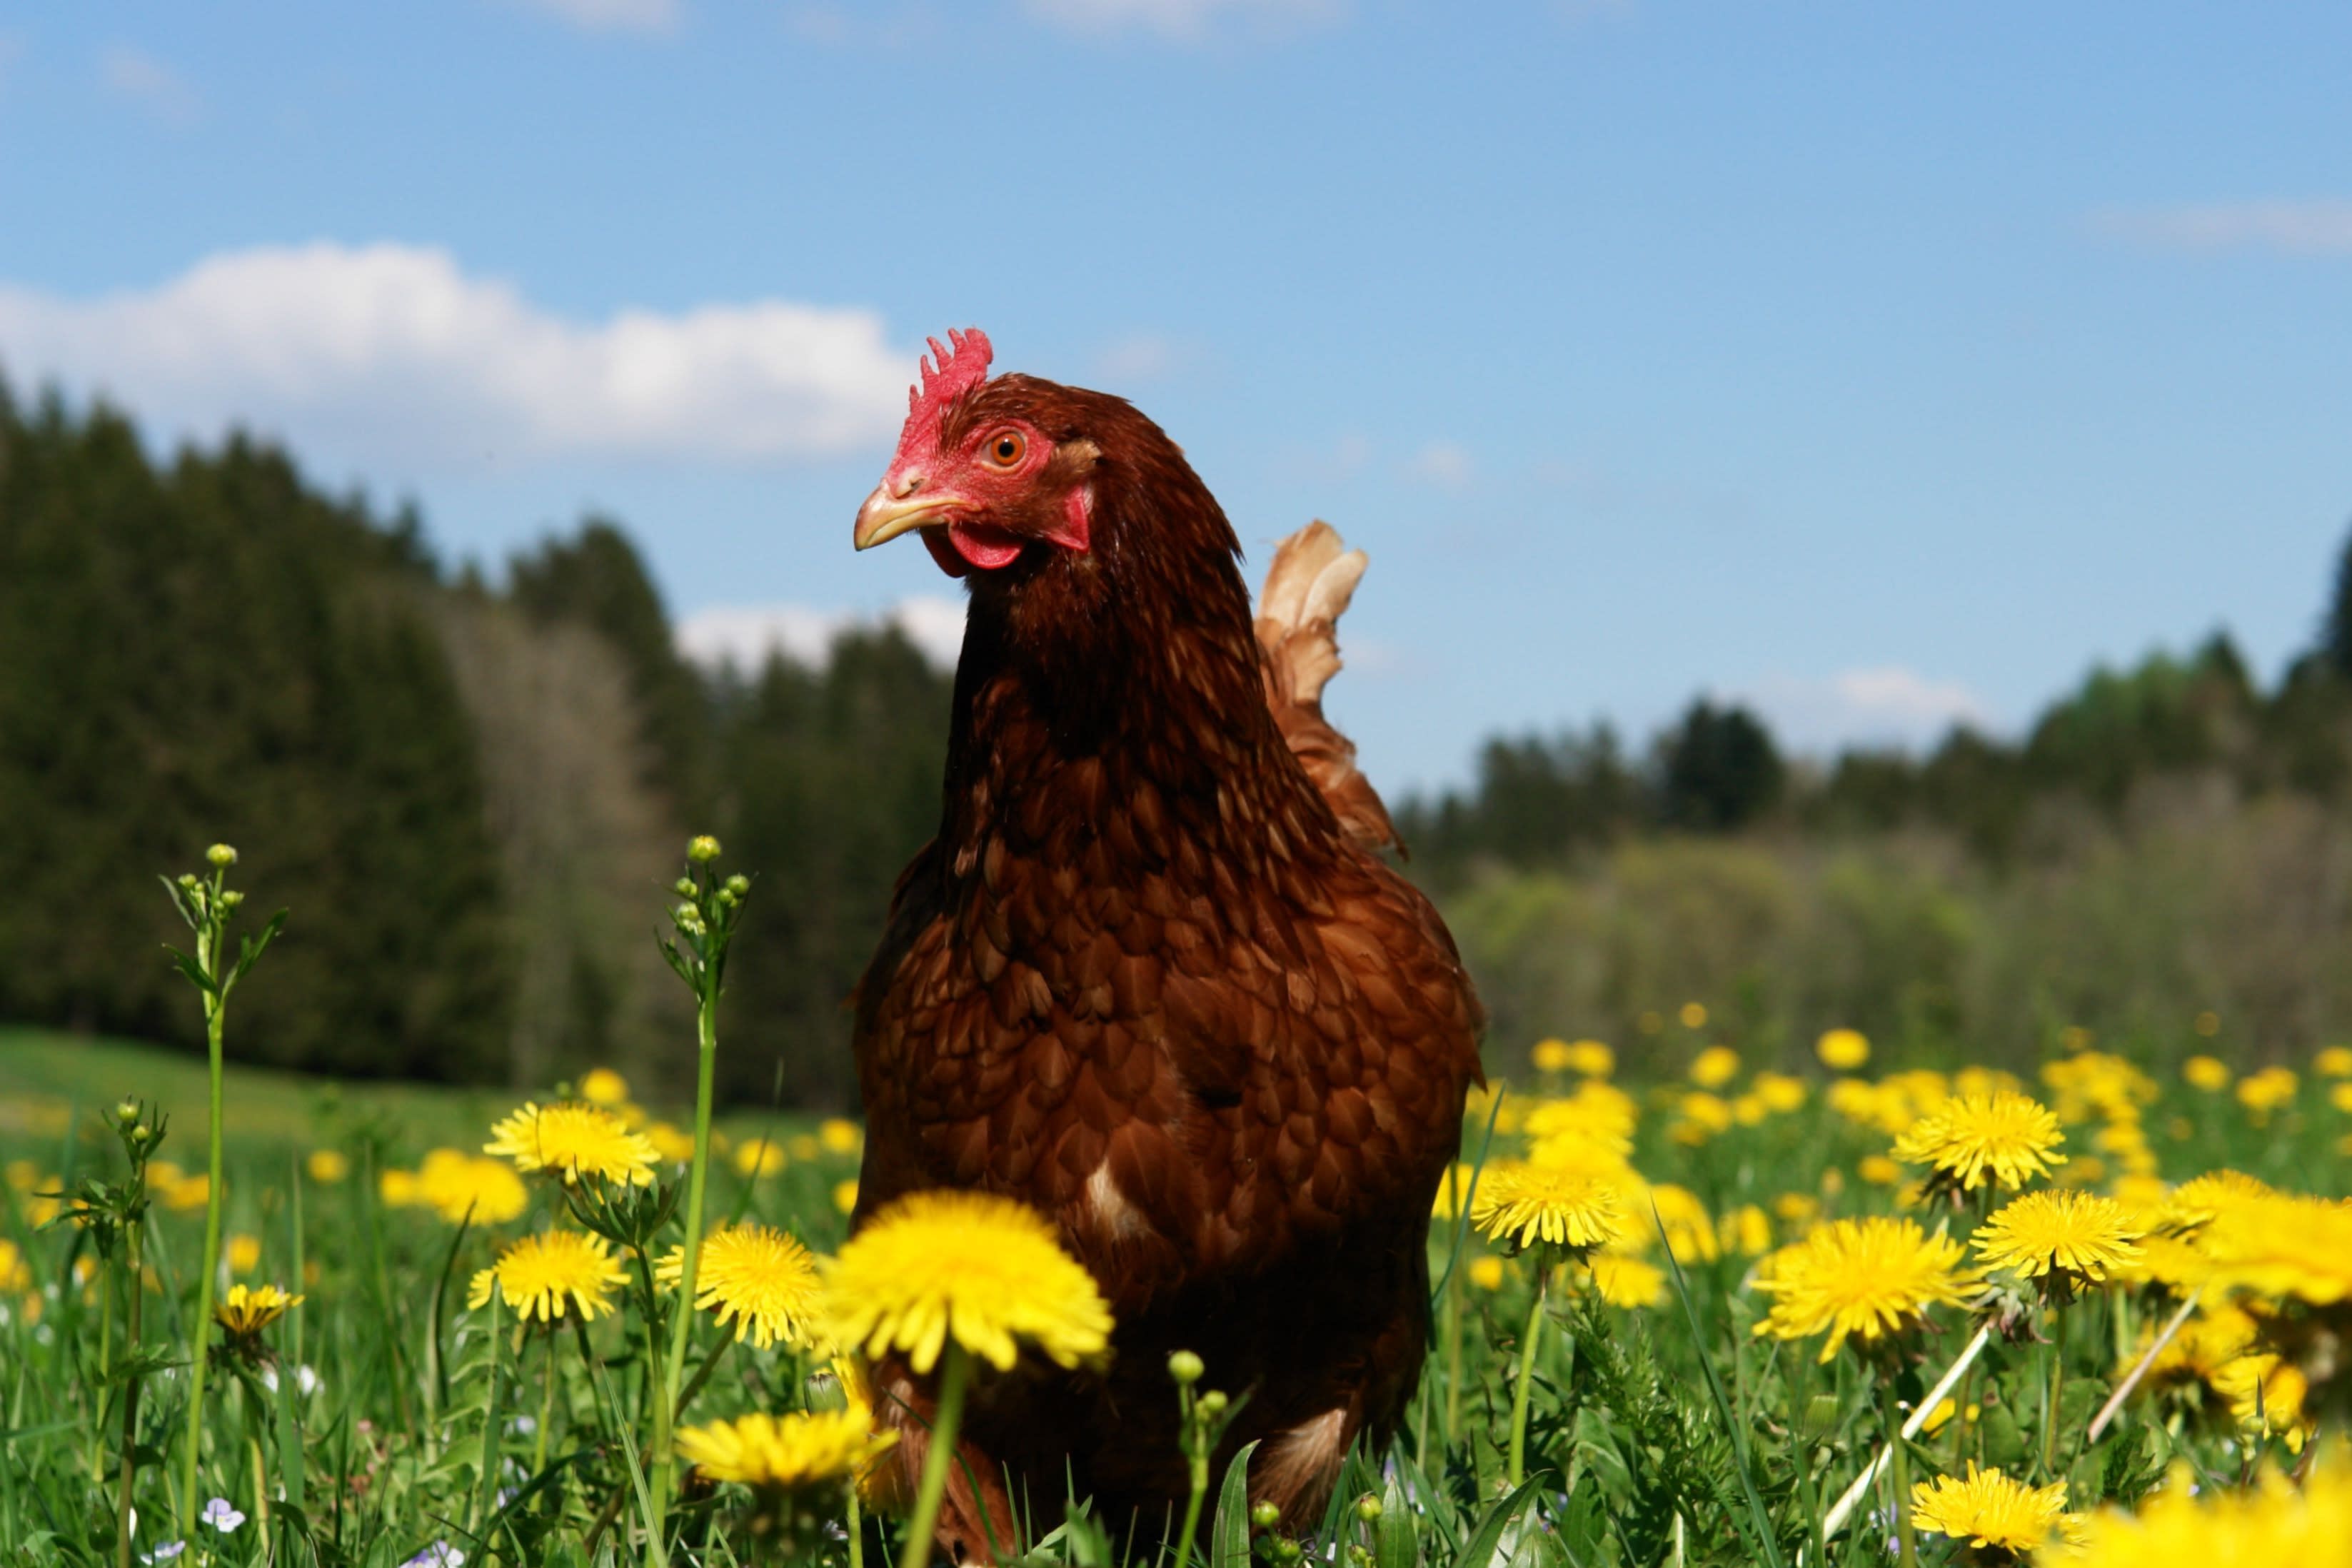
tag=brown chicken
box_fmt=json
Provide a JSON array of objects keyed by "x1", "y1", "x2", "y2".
[{"x1": 848, "y1": 329, "x2": 1483, "y2": 1561}]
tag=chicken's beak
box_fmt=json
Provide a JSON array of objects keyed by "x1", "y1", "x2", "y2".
[{"x1": 854, "y1": 483, "x2": 960, "y2": 552}]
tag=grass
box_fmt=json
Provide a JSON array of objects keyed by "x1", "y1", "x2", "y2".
[{"x1": 3, "y1": 1024, "x2": 2349, "y2": 1566}]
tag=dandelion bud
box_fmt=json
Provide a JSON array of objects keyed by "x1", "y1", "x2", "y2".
[
  {"x1": 1197, "y1": 1389, "x2": 1227, "y2": 1417},
  {"x1": 724, "y1": 874, "x2": 750, "y2": 898},
  {"x1": 206, "y1": 843, "x2": 238, "y2": 867},
  {"x1": 688, "y1": 835, "x2": 722, "y2": 863},
  {"x1": 673, "y1": 878, "x2": 697, "y2": 898},
  {"x1": 1354, "y1": 1496, "x2": 1382, "y2": 1524},
  {"x1": 1249, "y1": 1501, "x2": 1280, "y2": 1530},
  {"x1": 1167, "y1": 1350, "x2": 1205, "y2": 1386}
]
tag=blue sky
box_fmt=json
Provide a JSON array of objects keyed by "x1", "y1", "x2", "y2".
[{"x1": 1, "y1": 1, "x2": 2346, "y2": 794}]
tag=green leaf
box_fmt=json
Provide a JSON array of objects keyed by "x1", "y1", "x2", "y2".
[
  {"x1": 1456, "y1": 1473, "x2": 1551, "y2": 1568},
  {"x1": 1373, "y1": 1459, "x2": 1419, "y2": 1568},
  {"x1": 165, "y1": 946, "x2": 218, "y2": 995},
  {"x1": 231, "y1": 908, "x2": 289, "y2": 983},
  {"x1": 1656, "y1": 1205, "x2": 1786, "y2": 1568},
  {"x1": 1207, "y1": 1438, "x2": 1262, "y2": 1568}
]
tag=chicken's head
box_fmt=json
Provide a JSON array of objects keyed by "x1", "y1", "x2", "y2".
[{"x1": 853, "y1": 328, "x2": 1100, "y2": 578}]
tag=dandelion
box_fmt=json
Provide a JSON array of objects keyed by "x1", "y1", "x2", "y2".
[
  {"x1": 832, "y1": 1178, "x2": 858, "y2": 1216},
  {"x1": 1430, "y1": 1162, "x2": 1479, "y2": 1221},
  {"x1": 733, "y1": 1137, "x2": 786, "y2": 1178},
  {"x1": 415, "y1": 1148, "x2": 528, "y2": 1226},
  {"x1": 1860, "y1": 1154, "x2": 1903, "y2": 1185},
  {"x1": 1469, "y1": 1161, "x2": 1626, "y2": 1256},
  {"x1": 818, "y1": 1117, "x2": 862, "y2": 1155},
  {"x1": 483, "y1": 1101, "x2": 658, "y2": 1188},
  {"x1": 824, "y1": 1192, "x2": 1110, "y2": 1568},
  {"x1": 214, "y1": 1282, "x2": 302, "y2": 1336},
  {"x1": 1669, "y1": 1091, "x2": 1734, "y2": 1144},
  {"x1": 2195, "y1": 1191, "x2": 2352, "y2": 1306},
  {"x1": 1678, "y1": 1001, "x2": 1708, "y2": 1029},
  {"x1": 1974, "y1": 1190, "x2": 2144, "y2": 1287},
  {"x1": 675, "y1": 1407, "x2": 897, "y2": 1492},
  {"x1": 305, "y1": 1148, "x2": 348, "y2": 1184},
  {"x1": 1529, "y1": 1037, "x2": 1573, "y2": 1072},
  {"x1": 2158, "y1": 1169, "x2": 2273, "y2": 1233},
  {"x1": 1893, "y1": 1090, "x2": 2066, "y2": 1192},
  {"x1": 1564, "y1": 1038, "x2": 1614, "y2": 1076},
  {"x1": 658, "y1": 1223, "x2": 823, "y2": 1350},
  {"x1": 1753, "y1": 1215, "x2": 1979, "y2": 1362},
  {"x1": 466, "y1": 1230, "x2": 628, "y2": 1325},
  {"x1": 1753, "y1": 1070, "x2": 1808, "y2": 1113},
  {"x1": 1467, "y1": 1255, "x2": 1507, "y2": 1290},
  {"x1": 1523, "y1": 1080, "x2": 1637, "y2": 1159},
  {"x1": 2236, "y1": 1066, "x2": 2298, "y2": 1120},
  {"x1": 2317, "y1": 1045, "x2": 2352, "y2": 1078},
  {"x1": 578, "y1": 1067, "x2": 629, "y2": 1105},
  {"x1": 1909, "y1": 1464, "x2": 2077, "y2": 1556},
  {"x1": 2183, "y1": 1055, "x2": 2232, "y2": 1092},
  {"x1": 1817, "y1": 1027, "x2": 1871, "y2": 1070},
  {"x1": 1645, "y1": 1183, "x2": 1722, "y2": 1264},
  {"x1": 1588, "y1": 1252, "x2": 1666, "y2": 1309},
  {"x1": 1689, "y1": 1045, "x2": 1740, "y2": 1088},
  {"x1": 2060, "y1": 1457, "x2": 2352, "y2": 1568}
]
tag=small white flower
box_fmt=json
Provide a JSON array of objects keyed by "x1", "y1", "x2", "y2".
[
  {"x1": 399, "y1": 1543, "x2": 466, "y2": 1568},
  {"x1": 141, "y1": 1544, "x2": 185, "y2": 1564},
  {"x1": 201, "y1": 1497, "x2": 246, "y2": 1533}
]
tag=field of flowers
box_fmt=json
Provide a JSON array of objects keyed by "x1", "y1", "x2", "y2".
[{"x1": 1, "y1": 844, "x2": 2349, "y2": 1567}]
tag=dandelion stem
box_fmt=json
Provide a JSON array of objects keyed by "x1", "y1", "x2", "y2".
[
  {"x1": 2087, "y1": 1287, "x2": 2201, "y2": 1443},
  {"x1": 1507, "y1": 1272, "x2": 1547, "y2": 1488},
  {"x1": 2041, "y1": 1316, "x2": 2066, "y2": 1479},
  {"x1": 1887, "y1": 1394, "x2": 1915, "y2": 1568},
  {"x1": 900, "y1": 1342, "x2": 973, "y2": 1568},
  {"x1": 471, "y1": 1289, "x2": 503, "y2": 1539},
  {"x1": 848, "y1": 1484, "x2": 865, "y2": 1568},
  {"x1": 648, "y1": 985, "x2": 720, "y2": 1563},
  {"x1": 1441, "y1": 1251, "x2": 1464, "y2": 1447},
  {"x1": 180, "y1": 943, "x2": 227, "y2": 1538},
  {"x1": 114, "y1": 1212, "x2": 146, "y2": 1568}
]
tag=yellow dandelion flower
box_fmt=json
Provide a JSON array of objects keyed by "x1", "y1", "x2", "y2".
[
  {"x1": 226, "y1": 1233, "x2": 262, "y2": 1275},
  {"x1": 1754, "y1": 1071, "x2": 1808, "y2": 1113},
  {"x1": 2334, "y1": 1082, "x2": 2352, "y2": 1114},
  {"x1": 1816, "y1": 1027, "x2": 1871, "y2": 1071},
  {"x1": 417, "y1": 1148, "x2": 530, "y2": 1226},
  {"x1": 0, "y1": 1240, "x2": 31, "y2": 1292},
  {"x1": 379, "y1": 1167, "x2": 421, "y2": 1207},
  {"x1": 484, "y1": 1101, "x2": 658, "y2": 1188},
  {"x1": 1671, "y1": 1092, "x2": 1734, "y2": 1145},
  {"x1": 734, "y1": 1137, "x2": 787, "y2": 1178},
  {"x1": 1973, "y1": 1190, "x2": 2144, "y2": 1284},
  {"x1": 578, "y1": 1067, "x2": 630, "y2": 1105},
  {"x1": 1470, "y1": 1161, "x2": 1627, "y2": 1254},
  {"x1": 1678, "y1": 1001, "x2": 1708, "y2": 1029},
  {"x1": 1911, "y1": 1463, "x2": 2079, "y2": 1555},
  {"x1": 1588, "y1": 1252, "x2": 1666, "y2": 1309},
  {"x1": 658, "y1": 1223, "x2": 823, "y2": 1350},
  {"x1": 1467, "y1": 1255, "x2": 1507, "y2": 1291},
  {"x1": 467, "y1": 1230, "x2": 628, "y2": 1324},
  {"x1": 1752, "y1": 1215, "x2": 1979, "y2": 1362},
  {"x1": 1773, "y1": 1192, "x2": 1820, "y2": 1227},
  {"x1": 1522, "y1": 1080, "x2": 1637, "y2": 1157},
  {"x1": 1645, "y1": 1182, "x2": 1722, "y2": 1264},
  {"x1": 2158, "y1": 1169, "x2": 2272, "y2": 1233},
  {"x1": 1529, "y1": 1037, "x2": 1574, "y2": 1073},
  {"x1": 2236, "y1": 1066, "x2": 2298, "y2": 1120},
  {"x1": 1564, "y1": 1039, "x2": 1614, "y2": 1077},
  {"x1": 823, "y1": 1192, "x2": 1111, "y2": 1374},
  {"x1": 2316, "y1": 1045, "x2": 2352, "y2": 1078},
  {"x1": 2196, "y1": 1191, "x2": 2352, "y2": 1305},
  {"x1": 1859, "y1": 1154, "x2": 1903, "y2": 1185},
  {"x1": 1719, "y1": 1204, "x2": 1773, "y2": 1257},
  {"x1": 675, "y1": 1408, "x2": 898, "y2": 1492},
  {"x1": 1689, "y1": 1045, "x2": 1741, "y2": 1088},
  {"x1": 306, "y1": 1149, "x2": 349, "y2": 1184},
  {"x1": 214, "y1": 1282, "x2": 303, "y2": 1337},
  {"x1": 645, "y1": 1121, "x2": 697, "y2": 1163},
  {"x1": 2059, "y1": 1456, "x2": 2352, "y2": 1568},
  {"x1": 832, "y1": 1178, "x2": 859, "y2": 1216},
  {"x1": 1892, "y1": 1090, "x2": 2066, "y2": 1191},
  {"x1": 2041, "y1": 1052, "x2": 2155, "y2": 1125},
  {"x1": 2183, "y1": 1055, "x2": 2232, "y2": 1092},
  {"x1": 1731, "y1": 1094, "x2": 1768, "y2": 1126},
  {"x1": 818, "y1": 1118, "x2": 862, "y2": 1155}
]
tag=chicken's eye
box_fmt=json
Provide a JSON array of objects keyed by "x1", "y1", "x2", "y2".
[{"x1": 985, "y1": 431, "x2": 1026, "y2": 468}]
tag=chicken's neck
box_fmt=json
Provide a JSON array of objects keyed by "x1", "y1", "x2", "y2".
[{"x1": 940, "y1": 538, "x2": 1342, "y2": 903}]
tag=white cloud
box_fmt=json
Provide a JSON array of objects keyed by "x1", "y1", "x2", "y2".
[
  {"x1": 1742, "y1": 665, "x2": 1995, "y2": 755},
  {"x1": 508, "y1": 0, "x2": 681, "y2": 34},
  {"x1": 1021, "y1": 0, "x2": 1342, "y2": 41},
  {"x1": 1092, "y1": 332, "x2": 1181, "y2": 383},
  {"x1": 2094, "y1": 198, "x2": 2352, "y2": 256},
  {"x1": 101, "y1": 45, "x2": 201, "y2": 124},
  {"x1": 676, "y1": 595, "x2": 966, "y2": 671},
  {"x1": 0, "y1": 241, "x2": 912, "y2": 469},
  {"x1": 1403, "y1": 440, "x2": 1472, "y2": 487}
]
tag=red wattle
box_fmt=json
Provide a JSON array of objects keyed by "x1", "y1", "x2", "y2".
[{"x1": 948, "y1": 522, "x2": 1025, "y2": 571}]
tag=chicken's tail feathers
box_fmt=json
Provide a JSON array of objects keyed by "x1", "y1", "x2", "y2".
[{"x1": 1254, "y1": 521, "x2": 1401, "y2": 854}]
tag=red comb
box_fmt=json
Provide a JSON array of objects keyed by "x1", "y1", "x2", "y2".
[{"x1": 907, "y1": 327, "x2": 994, "y2": 428}]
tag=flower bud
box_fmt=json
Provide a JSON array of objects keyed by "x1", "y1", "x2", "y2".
[
  {"x1": 1249, "y1": 1501, "x2": 1280, "y2": 1530},
  {"x1": 176, "y1": 873, "x2": 200, "y2": 890},
  {"x1": 1197, "y1": 1389, "x2": 1227, "y2": 1417},
  {"x1": 1167, "y1": 1350, "x2": 1205, "y2": 1386},
  {"x1": 688, "y1": 835, "x2": 722, "y2": 863},
  {"x1": 219, "y1": 890, "x2": 244, "y2": 910},
  {"x1": 116, "y1": 1099, "x2": 140, "y2": 1127},
  {"x1": 714, "y1": 887, "x2": 738, "y2": 908},
  {"x1": 1272, "y1": 1537, "x2": 1304, "y2": 1564},
  {"x1": 131, "y1": 1125, "x2": 152, "y2": 1146},
  {"x1": 673, "y1": 878, "x2": 697, "y2": 898},
  {"x1": 723, "y1": 874, "x2": 750, "y2": 897},
  {"x1": 1354, "y1": 1496, "x2": 1382, "y2": 1523},
  {"x1": 206, "y1": 843, "x2": 238, "y2": 867}
]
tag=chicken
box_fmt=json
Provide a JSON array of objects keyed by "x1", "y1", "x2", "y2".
[{"x1": 848, "y1": 329, "x2": 1483, "y2": 1560}]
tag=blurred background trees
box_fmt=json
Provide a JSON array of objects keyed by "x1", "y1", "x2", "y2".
[{"x1": 6, "y1": 380, "x2": 2352, "y2": 1102}]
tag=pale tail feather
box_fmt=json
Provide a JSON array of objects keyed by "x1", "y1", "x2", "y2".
[{"x1": 1253, "y1": 521, "x2": 1399, "y2": 853}]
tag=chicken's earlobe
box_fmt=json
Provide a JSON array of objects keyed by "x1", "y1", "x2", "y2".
[{"x1": 1043, "y1": 483, "x2": 1095, "y2": 554}]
